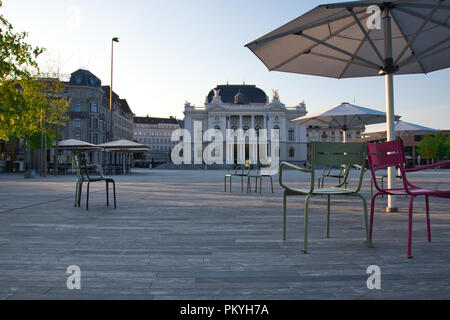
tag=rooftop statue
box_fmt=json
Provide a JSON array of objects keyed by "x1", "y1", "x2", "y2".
[{"x1": 211, "y1": 88, "x2": 222, "y2": 103}]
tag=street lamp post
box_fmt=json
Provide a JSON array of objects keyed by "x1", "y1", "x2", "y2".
[{"x1": 110, "y1": 37, "x2": 119, "y2": 142}]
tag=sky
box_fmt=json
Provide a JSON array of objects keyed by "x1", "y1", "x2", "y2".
[{"x1": 2, "y1": 0, "x2": 449, "y2": 129}]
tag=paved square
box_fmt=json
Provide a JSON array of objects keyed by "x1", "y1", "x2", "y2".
[{"x1": 0, "y1": 169, "x2": 449, "y2": 299}]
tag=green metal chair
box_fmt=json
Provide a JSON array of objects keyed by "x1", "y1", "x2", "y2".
[
  {"x1": 224, "y1": 160, "x2": 251, "y2": 192},
  {"x1": 72, "y1": 153, "x2": 116, "y2": 210},
  {"x1": 279, "y1": 142, "x2": 371, "y2": 253},
  {"x1": 247, "y1": 162, "x2": 274, "y2": 194}
]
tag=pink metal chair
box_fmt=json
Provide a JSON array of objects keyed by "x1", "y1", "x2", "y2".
[{"x1": 367, "y1": 140, "x2": 450, "y2": 259}]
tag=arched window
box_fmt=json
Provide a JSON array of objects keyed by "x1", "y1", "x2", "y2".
[
  {"x1": 214, "y1": 125, "x2": 221, "y2": 130},
  {"x1": 243, "y1": 125, "x2": 249, "y2": 131},
  {"x1": 231, "y1": 125, "x2": 238, "y2": 131},
  {"x1": 289, "y1": 147, "x2": 295, "y2": 158}
]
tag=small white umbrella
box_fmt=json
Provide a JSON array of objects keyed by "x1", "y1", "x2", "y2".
[
  {"x1": 363, "y1": 120, "x2": 438, "y2": 137},
  {"x1": 53, "y1": 139, "x2": 103, "y2": 151},
  {"x1": 293, "y1": 102, "x2": 400, "y2": 142},
  {"x1": 98, "y1": 140, "x2": 149, "y2": 173}
]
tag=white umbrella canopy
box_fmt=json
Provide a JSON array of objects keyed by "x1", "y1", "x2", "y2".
[
  {"x1": 246, "y1": 0, "x2": 450, "y2": 211},
  {"x1": 363, "y1": 120, "x2": 439, "y2": 137},
  {"x1": 293, "y1": 102, "x2": 401, "y2": 142},
  {"x1": 98, "y1": 140, "x2": 149, "y2": 174},
  {"x1": 53, "y1": 139, "x2": 104, "y2": 151},
  {"x1": 97, "y1": 139, "x2": 149, "y2": 152}
]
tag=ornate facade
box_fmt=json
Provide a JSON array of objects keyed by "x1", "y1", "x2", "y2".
[{"x1": 183, "y1": 84, "x2": 308, "y2": 163}]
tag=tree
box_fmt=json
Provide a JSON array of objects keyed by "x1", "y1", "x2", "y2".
[
  {"x1": 416, "y1": 132, "x2": 450, "y2": 164},
  {"x1": 0, "y1": 0, "x2": 45, "y2": 142},
  {"x1": 0, "y1": 0, "x2": 44, "y2": 82},
  {"x1": 0, "y1": 78, "x2": 43, "y2": 174},
  {"x1": 38, "y1": 78, "x2": 70, "y2": 176}
]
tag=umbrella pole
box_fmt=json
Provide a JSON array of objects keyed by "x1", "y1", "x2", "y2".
[
  {"x1": 385, "y1": 73, "x2": 397, "y2": 212},
  {"x1": 383, "y1": 7, "x2": 397, "y2": 213}
]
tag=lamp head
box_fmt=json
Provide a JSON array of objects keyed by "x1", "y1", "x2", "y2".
[{"x1": 112, "y1": 37, "x2": 119, "y2": 42}]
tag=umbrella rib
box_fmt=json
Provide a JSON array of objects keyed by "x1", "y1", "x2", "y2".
[
  {"x1": 400, "y1": 3, "x2": 450, "y2": 10},
  {"x1": 395, "y1": 6, "x2": 450, "y2": 30},
  {"x1": 297, "y1": 32, "x2": 381, "y2": 69},
  {"x1": 245, "y1": 8, "x2": 367, "y2": 47},
  {"x1": 349, "y1": 9, "x2": 384, "y2": 64},
  {"x1": 271, "y1": 12, "x2": 372, "y2": 70},
  {"x1": 394, "y1": 1, "x2": 443, "y2": 66},
  {"x1": 398, "y1": 36, "x2": 450, "y2": 67},
  {"x1": 307, "y1": 51, "x2": 378, "y2": 69},
  {"x1": 390, "y1": 10, "x2": 427, "y2": 73}
]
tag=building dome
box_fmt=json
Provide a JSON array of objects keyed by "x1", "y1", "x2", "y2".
[{"x1": 207, "y1": 84, "x2": 267, "y2": 104}]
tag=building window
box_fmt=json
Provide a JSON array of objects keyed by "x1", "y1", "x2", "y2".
[
  {"x1": 92, "y1": 118, "x2": 98, "y2": 129},
  {"x1": 91, "y1": 134, "x2": 98, "y2": 145},
  {"x1": 289, "y1": 147, "x2": 295, "y2": 158},
  {"x1": 288, "y1": 128, "x2": 295, "y2": 141},
  {"x1": 91, "y1": 103, "x2": 98, "y2": 113},
  {"x1": 74, "y1": 133, "x2": 81, "y2": 140},
  {"x1": 74, "y1": 118, "x2": 81, "y2": 128},
  {"x1": 214, "y1": 125, "x2": 220, "y2": 130},
  {"x1": 75, "y1": 104, "x2": 81, "y2": 112}
]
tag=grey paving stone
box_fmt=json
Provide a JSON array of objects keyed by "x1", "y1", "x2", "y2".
[{"x1": 0, "y1": 169, "x2": 449, "y2": 299}]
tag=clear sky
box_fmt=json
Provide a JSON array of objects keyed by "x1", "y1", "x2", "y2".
[{"x1": 2, "y1": 0, "x2": 449, "y2": 129}]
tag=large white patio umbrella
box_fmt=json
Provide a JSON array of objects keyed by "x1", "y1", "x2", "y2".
[
  {"x1": 53, "y1": 139, "x2": 103, "y2": 151},
  {"x1": 293, "y1": 102, "x2": 400, "y2": 142},
  {"x1": 246, "y1": 0, "x2": 450, "y2": 211},
  {"x1": 98, "y1": 140, "x2": 149, "y2": 174},
  {"x1": 363, "y1": 120, "x2": 439, "y2": 137}
]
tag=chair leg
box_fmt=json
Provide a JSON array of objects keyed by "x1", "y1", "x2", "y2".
[
  {"x1": 355, "y1": 193, "x2": 371, "y2": 248},
  {"x1": 303, "y1": 194, "x2": 312, "y2": 254},
  {"x1": 78, "y1": 181, "x2": 83, "y2": 207},
  {"x1": 224, "y1": 176, "x2": 227, "y2": 192},
  {"x1": 74, "y1": 181, "x2": 79, "y2": 207},
  {"x1": 259, "y1": 176, "x2": 262, "y2": 195},
  {"x1": 283, "y1": 192, "x2": 287, "y2": 241},
  {"x1": 106, "y1": 181, "x2": 109, "y2": 207},
  {"x1": 86, "y1": 182, "x2": 90, "y2": 211},
  {"x1": 407, "y1": 196, "x2": 414, "y2": 259},
  {"x1": 369, "y1": 192, "x2": 382, "y2": 244},
  {"x1": 112, "y1": 181, "x2": 116, "y2": 209},
  {"x1": 270, "y1": 176, "x2": 274, "y2": 193},
  {"x1": 425, "y1": 195, "x2": 431, "y2": 243},
  {"x1": 326, "y1": 195, "x2": 331, "y2": 238},
  {"x1": 241, "y1": 176, "x2": 243, "y2": 192},
  {"x1": 247, "y1": 177, "x2": 251, "y2": 193}
]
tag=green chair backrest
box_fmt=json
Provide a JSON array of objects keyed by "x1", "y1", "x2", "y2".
[
  {"x1": 310, "y1": 142, "x2": 367, "y2": 191},
  {"x1": 72, "y1": 153, "x2": 83, "y2": 181}
]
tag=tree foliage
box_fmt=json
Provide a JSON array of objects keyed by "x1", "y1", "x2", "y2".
[
  {"x1": 416, "y1": 132, "x2": 450, "y2": 161},
  {"x1": 0, "y1": 1, "x2": 46, "y2": 142},
  {"x1": 0, "y1": 0, "x2": 44, "y2": 81}
]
